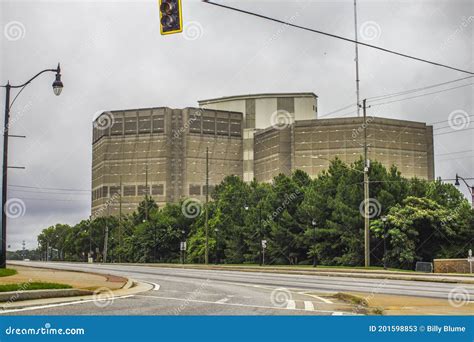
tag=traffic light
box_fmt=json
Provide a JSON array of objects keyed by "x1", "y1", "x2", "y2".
[{"x1": 159, "y1": 0, "x2": 183, "y2": 35}]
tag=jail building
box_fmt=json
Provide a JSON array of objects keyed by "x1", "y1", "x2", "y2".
[
  {"x1": 91, "y1": 93, "x2": 435, "y2": 217},
  {"x1": 253, "y1": 116, "x2": 434, "y2": 182},
  {"x1": 92, "y1": 107, "x2": 243, "y2": 216}
]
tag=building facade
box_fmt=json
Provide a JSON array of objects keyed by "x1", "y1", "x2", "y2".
[
  {"x1": 198, "y1": 93, "x2": 318, "y2": 182},
  {"x1": 92, "y1": 107, "x2": 243, "y2": 216},
  {"x1": 253, "y1": 116, "x2": 434, "y2": 182},
  {"x1": 91, "y1": 93, "x2": 434, "y2": 216}
]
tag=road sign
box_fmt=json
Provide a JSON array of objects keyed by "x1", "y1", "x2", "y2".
[
  {"x1": 180, "y1": 241, "x2": 187, "y2": 251},
  {"x1": 261, "y1": 240, "x2": 267, "y2": 249}
]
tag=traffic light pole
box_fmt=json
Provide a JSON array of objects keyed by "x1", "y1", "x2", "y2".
[
  {"x1": 363, "y1": 99, "x2": 370, "y2": 268},
  {"x1": 205, "y1": 147, "x2": 209, "y2": 265}
]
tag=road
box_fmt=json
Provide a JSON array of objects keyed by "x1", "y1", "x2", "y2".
[{"x1": 3, "y1": 261, "x2": 473, "y2": 315}]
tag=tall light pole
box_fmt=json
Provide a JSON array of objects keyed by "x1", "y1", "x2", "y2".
[
  {"x1": 0, "y1": 64, "x2": 63, "y2": 268},
  {"x1": 362, "y1": 99, "x2": 370, "y2": 267},
  {"x1": 204, "y1": 147, "x2": 209, "y2": 265},
  {"x1": 455, "y1": 174, "x2": 474, "y2": 209},
  {"x1": 311, "y1": 219, "x2": 317, "y2": 267},
  {"x1": 381, "y1": 216, "x2": 387, "y2": 270}
]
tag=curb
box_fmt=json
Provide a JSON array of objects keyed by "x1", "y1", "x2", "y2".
[
  {"x1": 112, "y1": 263, "x2": 474, "y2": 285},
  {"x1": 0, "y1": 289, "x2": 92, "y2": 303},
  {"x1": 0, "y1": 280, "x2": 153, "y2": 311}
]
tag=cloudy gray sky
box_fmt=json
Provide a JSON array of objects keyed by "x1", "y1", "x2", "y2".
[{"x1": 0, "y1": 0, "x2": 472, "y2": 250}]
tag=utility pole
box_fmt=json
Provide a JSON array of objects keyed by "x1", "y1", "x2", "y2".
[
  {"x1": 103, "y1": 225, "x2": 109, "y2": 263},
  {"x1": 205, "y1": 147, "x2": 209, "y2": 265},
  {"x1": 353, "y1": 0, "x2": 361, "y2": 116},
  {"x1": 89, "y1": 215, "x2": 92, "y2": 262},
  {"x1": 145, "y1": 164, "x2": 149, "y2": 222},
  {"x1": 103, "y1": 206, "x2": 110, "y2": 263},
  {"x1": 363, "y1": 99, "x2": 370, "y2": 267},
  {"x1": 118, "y1": 175, "x2": 122, "y2": 263}
]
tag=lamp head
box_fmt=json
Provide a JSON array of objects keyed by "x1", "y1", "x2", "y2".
[
  {"x1": 52, "y1": 63, "x2": 63, "y2": 96},
  {"x1": 455, "y1": 174, "x2": 460, "y2": 186}
]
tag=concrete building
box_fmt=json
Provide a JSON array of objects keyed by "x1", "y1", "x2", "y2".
[
  {"x1": 91, "y1": 93, "x2": 434, "y2": 216},
  {"x1": 253, "y1": 116, "x2": 434, "y2": 182},
  {"x1": 92, "y1": 107, "x2": 243, "y2": 216},
  {"x1": 198, "y1": 93, "x2": 318, "y2": 182}
]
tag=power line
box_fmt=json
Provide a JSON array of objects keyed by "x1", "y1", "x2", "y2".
[
  {"x1": 367, "y1": 76, "x2": 474, "y2": 102},
  {"x1": 8, "y1": 184, "x2": 90, "y2": 192},
  {"x1": 369, "y1": 82, "x2": 474, "y2": 107},
  {"x1": 18, "y1": 197, "x2": 86, "y2": 202},
  {"x1": 9, "y1": 188, "x2": 90, "y2": 196},
  {"x1": 435, "y1": 149, "x2": 473, "y2": 157},
  {"x1": 430, "y1": 114, "x2": 474, "y2": 126},
  {"x1": 433, "y1": 120, "x2": 473, "y2": 131},
  {"x1": 434, "y1": 127, "x2": 474, "y2": 136},
  {"x1": 319, "y1": 103, "x2": 357, "y2": 118},
  {"x1": 203, "y1": 1, "x2": 474, "y2": 75}
]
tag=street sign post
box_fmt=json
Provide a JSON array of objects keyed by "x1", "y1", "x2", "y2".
[
  {"x1": 180, "y1": 241, "x2": 187, "y2": 264},
  {"x1": 261, "y1": 240, "x2": 267, "y2": 266},
  {"x1": 468, "y1": 249, "x2": 473, "y2": 274}
]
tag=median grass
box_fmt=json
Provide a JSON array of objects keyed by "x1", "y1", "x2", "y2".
[
  {"x1": 0, "y1": 269, "x2": 17, "y2": 277},
  {"x1": 0, "y1": 282, "x2": 72, "y2": 292}
]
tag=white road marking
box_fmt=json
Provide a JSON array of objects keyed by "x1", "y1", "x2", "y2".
[
  {"x1": 150, "y1": 282, "x2": 160, "y2": 291},
  {"x1": 216, "y1": 297, "x2": 230, "y2": 304},
  {"x1": 302, "y1": 292, "x2": 333, "y2": 304},
  {"x1": 286, "y1": 300, "x2": 296, "y2": 310},
  {"x1": 135, "y1": 294, "x2": 340, "y2": 314},
  {"x1": 0, "y1": 295, "x2": 135, "y2": 314},
  {"x1": 304, "y1": 301, "x2": 314, "y2": 311}
]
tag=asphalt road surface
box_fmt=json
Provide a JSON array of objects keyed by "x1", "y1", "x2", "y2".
[{"x1": 3, "y1": 262, "x2": 473, "y2": 316}]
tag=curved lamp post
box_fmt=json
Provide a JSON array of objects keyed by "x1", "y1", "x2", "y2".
[
  {"x1": 0, "y1": 64, "x2": 63, "y2": 268},
  {"x1": 455, "y1": 174, "x2": 474, "y2": 209}
]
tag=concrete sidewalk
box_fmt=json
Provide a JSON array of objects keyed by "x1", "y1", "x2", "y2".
[{"x1": 3, "y1": 265, "x2": 127, "y2": 291}]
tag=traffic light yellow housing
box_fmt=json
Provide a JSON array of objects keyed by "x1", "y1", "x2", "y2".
[{"x1": 159, "y1": 0, "x2": 183, "y2": 35}]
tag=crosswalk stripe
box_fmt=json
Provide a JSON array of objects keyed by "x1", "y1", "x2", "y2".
[
  {"x1": 304, "y1": 301, "x2": 314, "y2": 311},
  {"x1": 286, "y1": 300, "x2": 296, "y2": 309}
]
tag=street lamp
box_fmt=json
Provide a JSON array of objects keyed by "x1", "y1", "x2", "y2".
[
  {"x1": 311, "y1": 219, "x2": 317, "y2": 267},
  {"x1": 381, "y1": 216, "x2": 387, "y2": 270},
  {"x1": 0, "y1": 64, "x2": 63, "y2": 268},
  {"x1": 455, "y1": 174, "x2": 474, "y2": 209}
]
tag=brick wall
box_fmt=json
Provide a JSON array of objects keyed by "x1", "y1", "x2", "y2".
[{"x1": 433, "y1": 259, "x2": 473, "y2": 273}]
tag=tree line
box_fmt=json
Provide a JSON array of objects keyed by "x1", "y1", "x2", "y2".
[{"x1": 37, "y1": 158, "x2": 473, "y2": 269}]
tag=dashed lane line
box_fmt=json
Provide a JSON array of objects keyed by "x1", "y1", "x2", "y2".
[
  {"x1": 286, "y1": 300, "x2": 296, "y2": 310},
  {"x1": 304, "y1": 301, "x2": 315, "y2": 311},
  {"x1": 135, "y1": 294, "x2": 341, "y2": 314}
]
